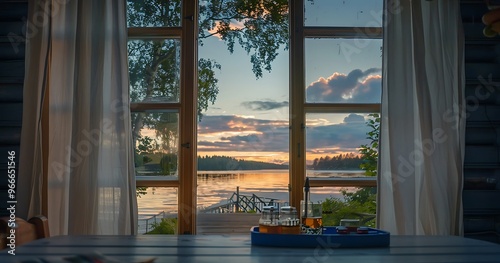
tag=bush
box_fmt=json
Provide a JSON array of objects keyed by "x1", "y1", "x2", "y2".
[
  {"x1": 146, "y1": 218, "x2": 177, "y2": 234},
  {"x1": 322, "y1": 188, "x2": 376, "y2": 227}
]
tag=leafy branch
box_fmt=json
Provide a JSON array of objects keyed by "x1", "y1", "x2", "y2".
[{"x1": 359, "y1": 113, "x2": 380, "y2": 176}]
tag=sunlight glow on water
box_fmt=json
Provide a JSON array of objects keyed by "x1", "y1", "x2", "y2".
[{"x1": 137, "y1": 170, "x2": 366, "y2": 217}]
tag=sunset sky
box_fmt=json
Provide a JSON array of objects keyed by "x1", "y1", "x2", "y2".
[{"x1": 197, "y1": 0, "x2": 383, "y2": 165}]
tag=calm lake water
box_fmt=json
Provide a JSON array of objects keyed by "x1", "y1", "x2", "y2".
[{"x1": 137, "y1": 169, "x2": 365, "y2": 219}]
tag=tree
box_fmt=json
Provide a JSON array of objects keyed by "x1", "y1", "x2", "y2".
[{"x1": 199, "y1": 0, "x2": 289, "y2": 78}]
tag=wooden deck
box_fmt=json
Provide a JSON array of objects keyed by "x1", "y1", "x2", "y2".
[{"x1": 196, "y1": 213, "x2": 260, "y2": 235}]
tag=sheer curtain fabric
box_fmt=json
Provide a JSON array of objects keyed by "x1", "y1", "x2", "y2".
[
  {"x1": 378, "y1": 0, "x2": 465, "y2": 235},
  {"x1": 18, "y1": 0, "x2": 137, "y2": 235}
]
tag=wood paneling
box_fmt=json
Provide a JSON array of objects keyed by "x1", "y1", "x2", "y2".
[
  {"x1": 462, "y1": 0, "x2": 500, "y2": 244},
  {"x1": 0, "y1": 127, "x2": 21, "y2": 145},
  {"x1": 0, "y1": 60, "x2": 25, "y2": 83},
  {"x1": 0, "y1": 2, "x2": 28, "y2": 21},
  {"x1": 0, "y1": 1, "x2": 26, "y2": 217},
  {"x1": 0, "y1": 103, "x2": 22, "y2": 126},
  {"x1": 0, "y1": 84, "x2": 23, "y2": 102}
]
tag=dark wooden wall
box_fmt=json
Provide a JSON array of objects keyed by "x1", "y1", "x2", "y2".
[
  {"x1": 0, "y1": 1, "x2": 27, "y2": 217},
  {"x1": 461, "y1": 0, "x2": 500, "y2": 243}
]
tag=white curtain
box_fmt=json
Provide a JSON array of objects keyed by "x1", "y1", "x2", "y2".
[
  {"x1": 18, "y1": 0, "x2": 138, "y2": 235},
  {"x1": 377, "y1": 0, "x2": 465, "y2": 235}
]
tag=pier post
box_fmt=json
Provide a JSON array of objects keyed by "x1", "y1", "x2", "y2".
[{"x1": 236, "y1": 186, "x2": 240, "y2": 212}]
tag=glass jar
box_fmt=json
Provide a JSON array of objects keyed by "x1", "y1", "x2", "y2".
[
  {"x1": 259, "y1": 206, "x2": 280, "y2": 234},
  {"x1": 340, "y1": 218, "x2": 360, "y2": 232},
  {"x1": 279, "y1": 206, "x2": 300, "y2": 234}
]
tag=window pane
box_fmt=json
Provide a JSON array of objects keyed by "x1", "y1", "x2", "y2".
[
  {"x1": 304, "y1": 0, "x2": 383, "y2": 27},
  {"x1": 197, "y1": 0, "x2": 290, "y2": 209},
  {"x1": 306, "y1": 113, "x2": 377, "y2": 174},
  {"x1": 137, "y1": 187, "x2": 178, "y2": 234},
  {"x1": 305, "y1": 38, "x2": 382, "y2": 103},
  {"x1": 128, "y1": 39, "x2": 181, "y2": 103},
  {"x1": 127, "y1": 0, "x2": 182, "y2": 27},
  {"x1": 132, "y1": 112, "x2": 179, "y2": 179}
]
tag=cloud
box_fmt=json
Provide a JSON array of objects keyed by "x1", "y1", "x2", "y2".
[
  {"x1": 198, "y1": 114, "x2": 371, "y2": 155},
  {"x1": 198, "y1": 115, "x2": 289, "y2": 152},
  {"x1": 343, "y1": 113, "x2": 365, "y2": 123},
  {"x1": 220, "y1": 134, "x2": 260, "y2": 143},
  {"x1": 306, "y1": 68, "x2": 381, "y2": 103},
  {"x1": 197, "y1": 115, "x2": 288, "y2": 134},
  {"x1": 306, "y1": 114, "x2": 369, "y2": 153},
  {"x1": 207, "y1": 20, "x2": 246, "y2": 39},
  {"x1": 241, "y1": 100, "x2": 289, "y2": 111}
]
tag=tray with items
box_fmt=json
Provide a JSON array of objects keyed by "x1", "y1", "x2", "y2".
[{"x1": 250, "y1": 226, "x2": 390, "y2": 248}]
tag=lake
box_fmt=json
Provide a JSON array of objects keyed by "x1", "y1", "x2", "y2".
[{"x1": 137, "y1": 169, "x2": 366, "y2": 219}]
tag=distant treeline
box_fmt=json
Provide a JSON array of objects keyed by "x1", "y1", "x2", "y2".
[
  {"x1": 309, "y1": 153, "x2": 363, "y2": 170},
  {"x1": 198, "y1": 155, "x2": 288, "y2": 171}
]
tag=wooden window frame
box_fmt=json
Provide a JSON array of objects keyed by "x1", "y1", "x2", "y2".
[
  {"x1": 128, "y1": 0, "x2": 198, "y2": 235},
  {"x1": 289, "y1": 0, "x2": 382, "y2": 213}
]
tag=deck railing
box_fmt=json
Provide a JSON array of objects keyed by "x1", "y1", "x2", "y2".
[
  {"x1": 138, "y1": 211, "x2": 172, "y2": 234},
  {"x1": 200, "y1": 187, "x2": 288, "y2": 213}
]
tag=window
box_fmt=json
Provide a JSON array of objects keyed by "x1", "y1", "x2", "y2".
[{"x1": 127, "y1": 0, "x2": 382, "y2": 234}]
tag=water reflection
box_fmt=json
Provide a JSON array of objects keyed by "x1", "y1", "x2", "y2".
[{"x1": 137, "y1": 170, "x2": 366, "y2": 217}]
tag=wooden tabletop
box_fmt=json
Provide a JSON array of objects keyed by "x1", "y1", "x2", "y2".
[{"x1": 0, "y1": 234, "x2": 499, "y2": 262}]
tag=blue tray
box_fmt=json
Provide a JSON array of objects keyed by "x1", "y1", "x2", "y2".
[{"x1": 250, "y1": 226, "x2": 390, "y2": 248}]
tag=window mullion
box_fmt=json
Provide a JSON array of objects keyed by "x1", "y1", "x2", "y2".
[
  {"x1": 128, "y1": 27, "x2": 182, "y2": 39},
  {"x1": 289, "y1": 0, "x2": 306, "y2": 215},
  {"x1": 178, "y1": 0, "x2": 198, "y2": 235},
  {"x1": 304, "y1": 26, "x2": 382, "y2": 38},
  {"x1": 304, "y1": 103, "x2": 380, "y2": 113},
  {"x1": 130, "y1": 103, "x2": 181, "y2": 112}
]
